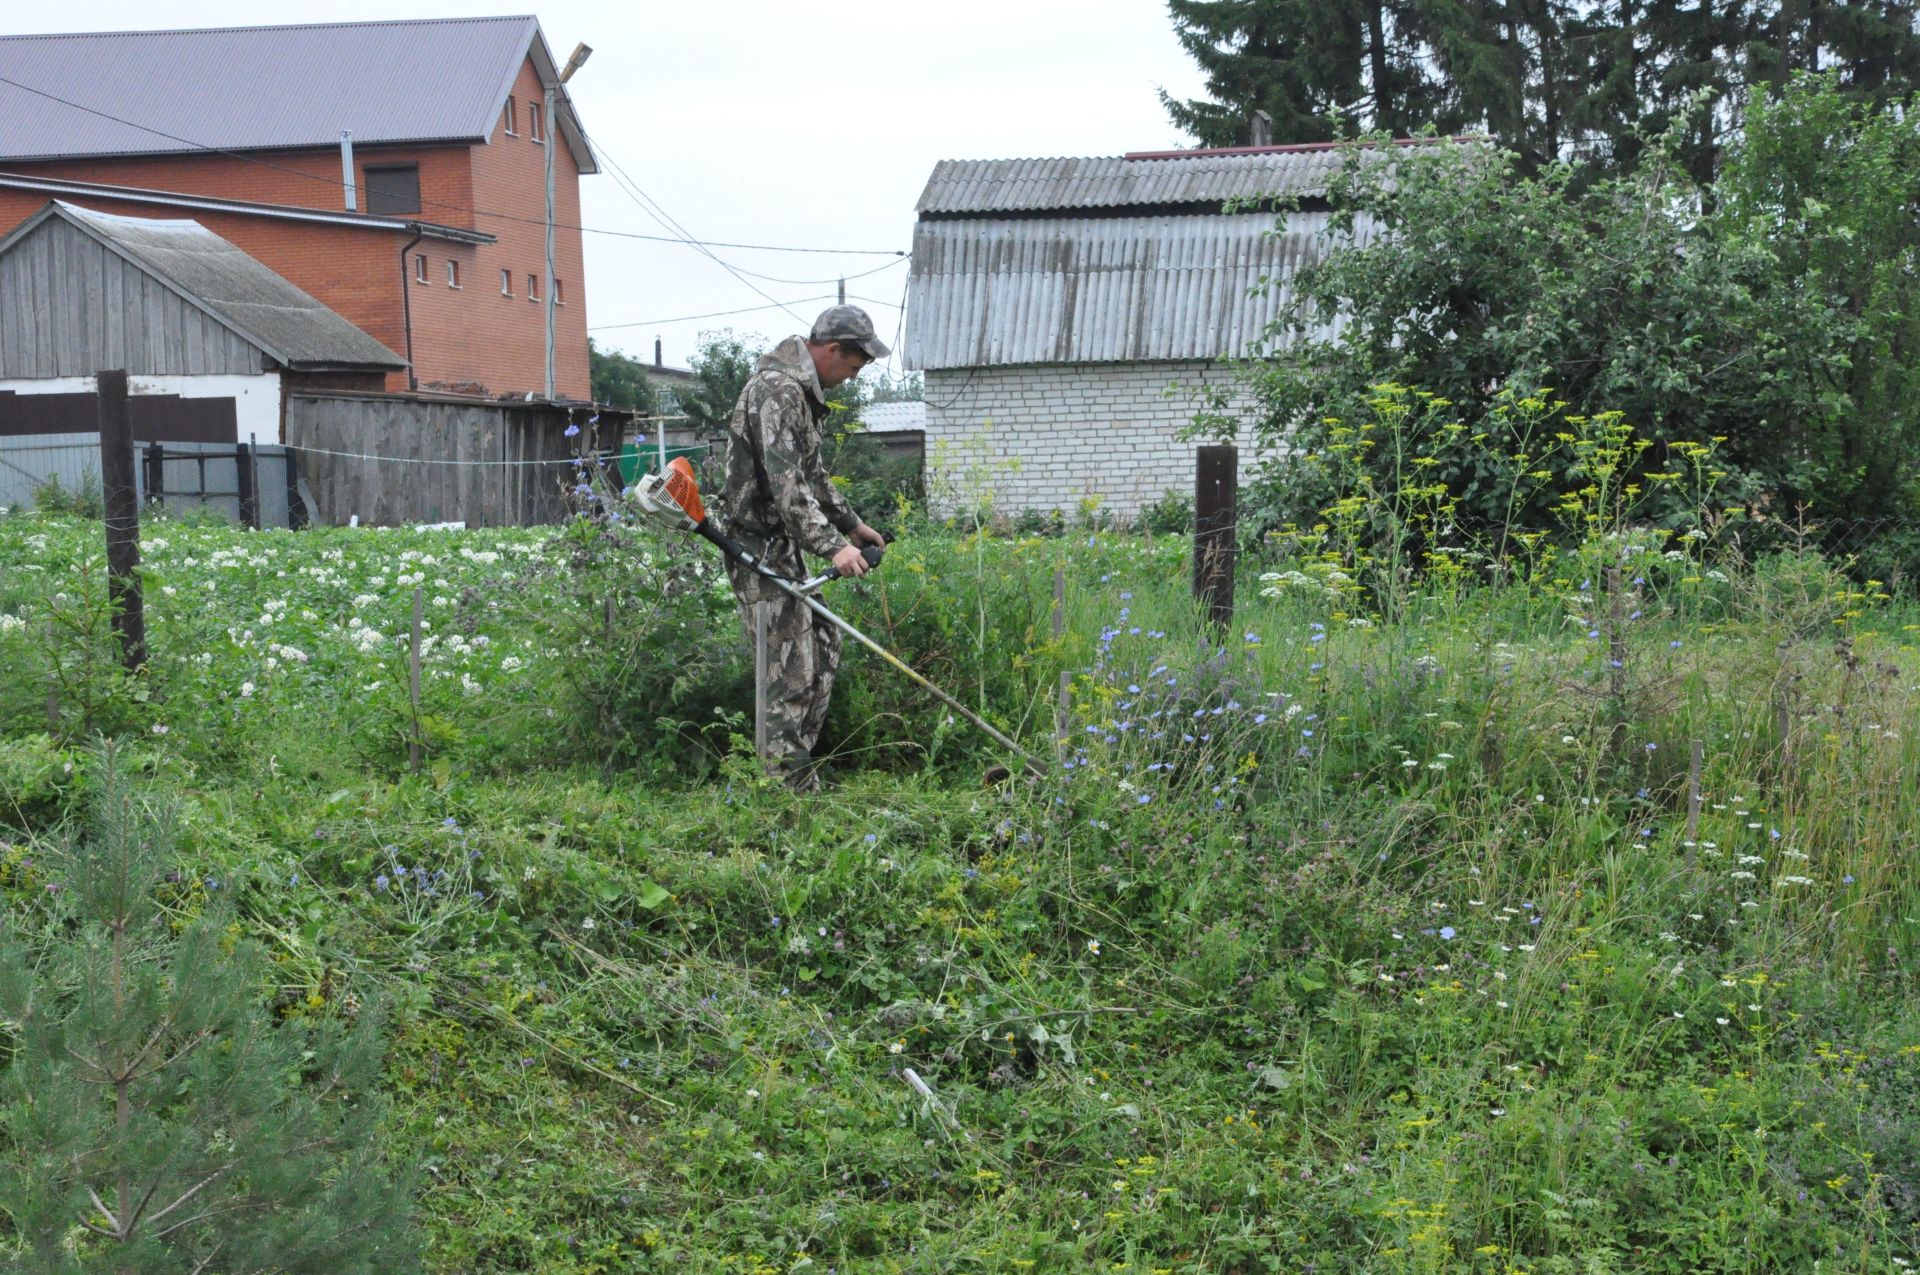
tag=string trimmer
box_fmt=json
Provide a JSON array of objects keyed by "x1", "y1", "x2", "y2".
[{"x1": 631, "y1": 457, "x2": 1045, "y2": 778}]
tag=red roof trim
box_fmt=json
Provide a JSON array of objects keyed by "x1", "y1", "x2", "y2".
[{"x1": 1122, "y1": 135, "x2": 1484, "y2": 161}]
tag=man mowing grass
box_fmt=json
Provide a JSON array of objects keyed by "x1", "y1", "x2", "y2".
[{"x1": 717, "y1": 305, "x2": 890, "y2": 791}]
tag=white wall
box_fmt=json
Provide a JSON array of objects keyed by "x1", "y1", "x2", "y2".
[
  {"x1": 922, "y1": 360, "x2": 1267, "y2": 520},
  {"x1": 0, "y1": 372, "x2": 281, "y2": 442}
]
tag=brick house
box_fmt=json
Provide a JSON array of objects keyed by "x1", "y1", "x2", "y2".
[
  {"x1": 0, "y1": 15, "x2": 596, "y2": 401},
  {"x1": 903, "y1": 145, "x2": 1401, "y2": 519}
]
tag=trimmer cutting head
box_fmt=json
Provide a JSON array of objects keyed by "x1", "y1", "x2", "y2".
[{"x1": 630, "y1": 456, "x2": 706, "y2": 530}]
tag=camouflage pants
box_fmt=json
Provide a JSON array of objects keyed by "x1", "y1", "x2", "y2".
[{"x1": 728, "y1": 552, "x2": 840, "y2": 790}]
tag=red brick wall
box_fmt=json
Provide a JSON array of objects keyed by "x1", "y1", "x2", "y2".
[
  {"x1": 0, "y1": 53, "x2": 592, "y2": 400},
  {"x1": 462, "y1": 57, "x2": 591, "y2": 399}
]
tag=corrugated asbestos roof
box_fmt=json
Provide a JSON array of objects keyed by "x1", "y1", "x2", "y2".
[
  {"x1": 902, "y1": 211, "x2": 1378, "y2": 371},
  {"x1": 915, "y1": 151, "x2": 1359, "y2": 216},
  {"x1": 0, "y1": 16, "x2": 596, "y2": 173},
  {"x1": 30, "y1": 201, "x2": 405, "y2": 369}
]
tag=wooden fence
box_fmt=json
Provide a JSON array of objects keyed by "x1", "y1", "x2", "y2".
[{"x1": 286, "y1": 391, "x2": 615, "y2": 527}]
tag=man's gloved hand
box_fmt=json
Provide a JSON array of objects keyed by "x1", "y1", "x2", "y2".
[
  {"x1": 851, "y1": 523, "x2": 887, "y2": 550},
  {"x1": 831, "y1": 543, "x2": 871, "y2": 578}
]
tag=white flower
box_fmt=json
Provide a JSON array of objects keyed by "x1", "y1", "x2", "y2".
[
  {"x1": 239, "y1": 681, "x2": 256, "y2": 698},
  {"x1": 1086, "y1": 939, "x2": 1101, "y2": 956},
  {"x1": 581, "y1": 916, "x2": 595, "y2": 931},
  {"x1": 889, "y1": 1041, "x2": 904, "y2": 1054}
]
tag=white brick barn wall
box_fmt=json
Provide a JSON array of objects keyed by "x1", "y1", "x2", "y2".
[{"x1": 923, "y1": 360, "x2": 1265, "y2": 520}]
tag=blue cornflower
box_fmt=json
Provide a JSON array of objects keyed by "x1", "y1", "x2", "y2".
[
  {"x1": 1438, "y1": 926, "x2": 1455, "y2": 940},
  {"x1": 1670, "y1": 640, "x2": 1683, "y2": 649},
  {"x1": 1244, "y1": 632, "x2": 1260, "y2": 644},
  {"x1": 1254, "y1": 713, "x2": 1268, "y2": 724},
  {"x1": 443, "y1": 817, "x2": 460, "y2": 829},
  {"x1": 1589, "y1": 629, "x2": 1601, "y2": 639},
  {"x1": 1844, "y1": 874, "x2": 1855, "y2": 884},
  {"x1": 1136, "y1": 793, "x2": 1151, "y2": 805},
  {"x1": 1120, "y1": 591, "x2": 1133, "y2": 600},
  {"x1": 564, "y1": 423, "x2": 581, "y2": 438},
  {"x1": 289, "y1": 872, "x2": 299, "y2": 886},
  {"x1": 1310, "y1": 633, "x2": 1325, "y2": 644},
  {"x1": 1644, "y1": 742, "x2": 1657, "y2": 752},
  {"x1": 864, "y1": 833, "x2": 878, "y2": 844}
]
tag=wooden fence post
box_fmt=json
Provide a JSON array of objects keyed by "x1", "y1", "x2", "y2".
[
  {"x1": 1685, "y1": 738, "x2": 1704, "y2": 866},
  {"x1": 409, "y1": 587, "x2": 424, "y2": 774},
  {"x1": 45, "y1": 618, "x2": 60, "y2": 735},
  {"x1": 1053, "y1": 565, "x2": 1069, "y2": 758},
  {"x1": 1194, "y1": 445, "x2": 1237, "y2": 632},
  {"x1": 96, "y1": 370, "x2": 146, "y2": 672},
  {"x1": 237, "y1": 433, "x2": 259, "y2": 530}
]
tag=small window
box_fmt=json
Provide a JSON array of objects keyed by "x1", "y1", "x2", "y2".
[
  {"x1": 529, "y1": 102, "x2": 543, "y2": 143},
  {"x1": 527, "y1": 274, "x2": 540, "y2": 301},
  {"x1": 500, "y1": 268, "x2": 513, "y2": 296},
  {"x1": 446, "y1": 259, "x2": 461, "y2": 288},
  {"x1": 554, "y1": 278, "x2": 565, "y2": 306},
  {"x1": 366, "y1": 164, "x2": 421, "y2": 215},
  {"x1": 413, "y1": 253, "x2": 428, "y2": 283},
  {"x1": 503, "y1": 96, "x2": 517, "y2": 136}
]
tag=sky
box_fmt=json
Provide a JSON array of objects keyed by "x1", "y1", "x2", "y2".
[{"x1": 6, "y1": 1, "x2": 1212, "y2": 383}]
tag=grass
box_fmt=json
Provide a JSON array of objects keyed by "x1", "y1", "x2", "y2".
[{"x1": 2, "y1": 502, "x2": 1918, "y2": 1274}]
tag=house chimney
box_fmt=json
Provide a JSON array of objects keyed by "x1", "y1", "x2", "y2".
[
  {"x1": 654, "y1": 338, "x2": 663, "y2": 368},
  {"x1": 341, "y1": 131, "x2": 357, "y2": 211},
  {"x1": 1250, "y1": 110, "x2": 1273, "y2": 147}
]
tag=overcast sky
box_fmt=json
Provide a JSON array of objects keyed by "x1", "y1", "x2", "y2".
[{"x1": 8, "y1": 1, "x2": 1210, "y2": 381}]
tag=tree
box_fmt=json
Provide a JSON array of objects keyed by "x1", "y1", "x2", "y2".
[
  {"x1": 1163, "y1": 0, "x2": 1920, "y2": 181},
  {"x1": 589, "y1": 339, "x2": 658, "y2": 414},
  {"x1": 1225, "y1": 87, "x2": 1920, "y2": 577},
  {"x1": 679, "y1": 330, "x2": 765, "y2": 433},
  {"x1": 0, "y1": 746, "x2": 416, "y2": 1274}
]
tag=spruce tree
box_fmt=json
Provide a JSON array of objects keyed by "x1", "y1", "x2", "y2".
[{"x1": 0, "y1": 747, "x2": 416, "y2": 1274}]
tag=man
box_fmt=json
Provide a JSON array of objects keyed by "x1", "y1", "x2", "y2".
[{"x1": 718, "y1": 305, "x2": 889, "y2": 790}]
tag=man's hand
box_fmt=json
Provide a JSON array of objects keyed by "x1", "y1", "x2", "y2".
[
  {"x1": 831, "y1": 543, "x2": 871, "y2": 578},
  {"x1": 851, "y1": 523, "x2": 887, "y2": 550}
]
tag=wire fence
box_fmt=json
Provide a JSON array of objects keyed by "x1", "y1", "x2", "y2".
[{"x1": 3, "y1": 431, "x2": 1909, "y2": 590}]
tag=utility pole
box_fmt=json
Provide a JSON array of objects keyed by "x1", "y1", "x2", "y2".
[{"x1": 546, "y1": 41, "x2": 593, "y2": 401}]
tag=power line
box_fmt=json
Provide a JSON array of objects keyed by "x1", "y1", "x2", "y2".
[
  {"x1": 589, "y1": 295, "x2": 838, "y2": 331},
  {"x1": 0, "y1": 71, "x2": 908, "y2": 258},
  {"x1": 584, "y1": 135, "x2": 808, "y2": 326}
]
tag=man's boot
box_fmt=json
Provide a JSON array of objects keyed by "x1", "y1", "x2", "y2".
[{"x1": 776, "y1": 748, "x2": 819, "y2": 794}]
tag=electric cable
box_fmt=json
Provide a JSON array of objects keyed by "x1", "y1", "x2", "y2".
[
  {"x1": 0, "y1": 71, "x2": 908, "y2": 257},
  {"x1": 589, "y1": 295, "x2": 838, "y2": 331}
]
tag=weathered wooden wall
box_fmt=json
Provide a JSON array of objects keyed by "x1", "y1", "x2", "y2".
[
  {"x1": 0, "y1": 217, "x2": 265, "y2": 378},
  {"x1": 286, "y1": 391, "x2": 605, "y2": 527}
]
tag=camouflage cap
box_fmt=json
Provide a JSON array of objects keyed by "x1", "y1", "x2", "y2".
[{"x1": 809, "y1": 304, "x2": 891, "y2": 360}]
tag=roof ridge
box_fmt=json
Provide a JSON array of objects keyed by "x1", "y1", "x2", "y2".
[{"x1": 0, "y1": 15, "x2": 534, "y2": 42}]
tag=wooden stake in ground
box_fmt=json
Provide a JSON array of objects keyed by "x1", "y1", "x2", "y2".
[
  {"x1": 45, "y1": 617, "x2": 60, "y2": 734},
  {"x1": 1605, "y1": 567, "x2": 1628, "y2": 758},
  {"x1": 1053, "y1": 565, "x2": 1069, "y2": 758},
  {"x1": 1194, "y1": 445, "x2": 1237, "y2": 632},
  {"x1": 96, "y1": 370, "x2": 146, "y2": 671},
  {"x1": 409, "y1": 587, "x2": 424, "y2": 774}
]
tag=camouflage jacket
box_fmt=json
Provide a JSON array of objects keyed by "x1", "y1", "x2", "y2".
[{"x1": 718, "y1": 335, "x2": 862, "y2": 572}]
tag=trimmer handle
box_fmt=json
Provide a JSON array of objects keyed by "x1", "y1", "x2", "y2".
[{"x1": 828, "y1": 544, "x2": 885, "y2": 580}]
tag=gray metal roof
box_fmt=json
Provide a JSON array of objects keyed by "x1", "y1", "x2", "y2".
[
  {"x1": 902, "y1": 210, "x2": 1380, "y2": 371},
  {"x1": 859, "y1": 401, "x2": 926, "y2": 433},
  {"x1": 916, "y1": 151, "x2": 1359, "y2": 216},
  {"x1": 15, "y1": 201, "x2": 405, "y2": 369},
  {"x1": 0, "y1": 16, "x2": 596, "y2": 173}
]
